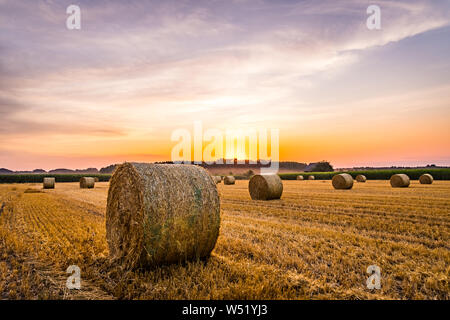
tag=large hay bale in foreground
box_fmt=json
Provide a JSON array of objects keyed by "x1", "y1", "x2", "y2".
[
  {"x1": 419, "y1": 173, "x2": 433, "y2": 184},
  {"x1": 43, "y1": 177, "x2": 55, "y2": 189},
  {"x1": 106, "y1": 163, "x2": 220, "y2": 269},
  {"x1": 308, "y1": 175, "x2": 315, "y2": 180},
  {"x1": 80, "y1": 177, "x2": 95, "y2": 189},
  {"x1": 224, "y1": 176, "x2": 235, "y2": 185},
  {"x1": 390, "y1": 174, "x2": 410, "y2": 188},
  {"x1": 356, "y1": 174, "x2": 367, "y2": 182},
  {"x1": 249, "y1": 174, "x2": 283, "y2": 200},
  {"x1": 332, "y1": 173, "x2": 354, "y2": 190},
  {"x1": 296, "y1": 175, "x2": 304, "y2": 180}
]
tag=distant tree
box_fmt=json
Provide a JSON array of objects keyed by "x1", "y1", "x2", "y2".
[
  {"x1": 75, "y1": 167, "x2": 98, "y2": 173},
  {"x1": 314, "y1": 161, "x2": 334, "y2": 172},
  {"x1": 49, "y1": 168, "x2": 74, "y2": 174},
  {"x1": 99, "y1": 164, "x2": 118, "y2": 174}
]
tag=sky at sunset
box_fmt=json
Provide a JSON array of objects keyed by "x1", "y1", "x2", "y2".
[{"x1": 1, "y1": 0, "x2": 450, "y2": 170}]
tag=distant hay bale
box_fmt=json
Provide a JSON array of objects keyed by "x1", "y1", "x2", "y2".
[
  {"x1": 356, "y1": 175, "x2": 367, "y2": 183},
  {"x1": 308, "y1": 175, "x2": 315, "y2": 180},
  {"x1": 94, "y1": 177, "x2": 99, "y2": 182},
  {"x1": 249, "y1": 174, "x2": 283, "y2": 200},
  {"x1": 80, "y1": 177, "x2": 95, "y2": 189},
  {"x1": 213, "y1": 176, "x2": 222, "y2": 184},
  {"x1": 106, "y1": 162, "x2": 220, "y2": 269},
  {"x1": 296, "y1": 175, "x2": 304, "y2": 180},
  {"x1": 43, "y1": 177, "x2": 55, "y2": 189},
  {"x1": 224, "y1": 176, "x2": 235, "y2": 185},
  {"x1": 332, "y1": 173, "x2": 354, "y2": 190},
  {"x1": 390, "y1": 174, "x2": 410, "y2": 188},
  {"x1": 419, "y1": 173, "x2": 433, "y2": 184}
]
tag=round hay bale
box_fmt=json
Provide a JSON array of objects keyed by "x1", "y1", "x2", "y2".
[
  {"x1": 80, "y1": 177, "x2": 95, "y2": 189},
  {"x1": 390, "y1": 174, "x2": 410, "y2": 188},
  {"x1": 94, "y1": 177, "x2": 100, "y2": 182},
  {"x1": 249, "y1": 174, "x2": 283, "y2": 200},
  {"x1": 419, "y1": 173, "x2": 433, "y2": 184},
  {"x1": 296, "y1": 175, "x2": 304, "y2": 180},
  {"x1": 224, "y1": 176, "x2": 235, "y2": 185},
  {"x1": 43, "y1": 177, "x2": 55, "y2": 189},
  {"x1": 106, "y1": 162, "x2": 220, "y2": 269},
  {"x1": 332, "y1": 173, "x2": 354, "y2": 190},
  {"x1": 308, "y1": 175, "x2": 315, "y2": 180},
  {"x1": 213, "y1": 176, "x2": 222, "y2": 184},
  {"x1": 356, "y1": 174, "x2": 367, "y2": 182}
]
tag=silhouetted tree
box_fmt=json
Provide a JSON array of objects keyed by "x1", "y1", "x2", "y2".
[{"x1": 314, "y1": 161, "x2": 334, "y2": 172}]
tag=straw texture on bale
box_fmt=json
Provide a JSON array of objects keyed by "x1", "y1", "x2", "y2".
[
  {"x1": 296, "y1": 175, "x2": 304, "y2": 180},
  {"x1": 224, "y1": 176, "x2": 235, "y2": 185},
  {"x1": 332, "y1": 173, "x2": 354, "y2": 190},
  {"x1": 248, "y1": 174, "x2": 283, "y2": 200},
  {"x1": 106, "y1": 162, "x2": 220, "y2": 269},
  {"x1": 43, "y1": 177, "x2": 55, "y2": 189},
  {"x1": 308, "y1": 175, "x2": 315, "y2": 180},
  {"x1": 390, "y1": 174, "x2": 410, "y2": 188},
  {"x1": 80, "y1": 177, "x2": 95, "y2": 189},
  {"x1": 356, "y1": 175, "x2": 367, "y2": 182},
  {"x1": 419, "y1": 174, "x2": 433, "y2": 184}
]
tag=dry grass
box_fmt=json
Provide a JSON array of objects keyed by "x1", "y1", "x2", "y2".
[{"x1": 0, "y1": 180, "x2": 449, "y2": 300}]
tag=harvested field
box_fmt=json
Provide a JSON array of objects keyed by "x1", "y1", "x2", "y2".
[{"x1": 0, "y1": 181, "x2": 449, "y2": 300}]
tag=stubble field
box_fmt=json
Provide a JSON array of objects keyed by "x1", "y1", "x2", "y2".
[{"x1": 0, "y1": 180, "x2": 448, "y2": 299}]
